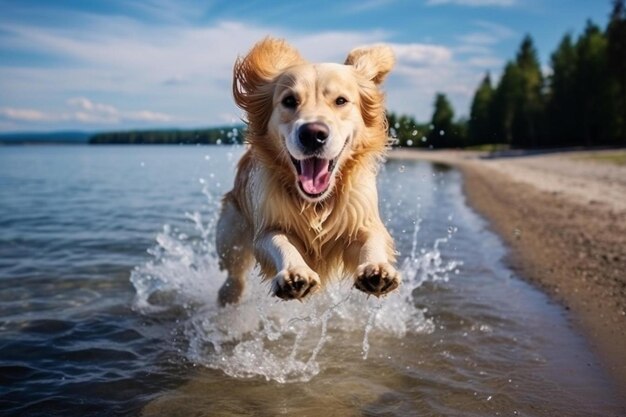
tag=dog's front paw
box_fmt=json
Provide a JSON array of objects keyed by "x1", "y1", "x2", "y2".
[
  {"x1": 272, "y1": 266, "x2": 320, "y2": 301},
  {"x1": 355, "y1": 263, "x2": 400, "y2": 297}
]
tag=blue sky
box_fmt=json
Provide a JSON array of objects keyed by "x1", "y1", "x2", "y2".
[{"x1": 0, "y1": 0, "x2": 610, "y2": 132}]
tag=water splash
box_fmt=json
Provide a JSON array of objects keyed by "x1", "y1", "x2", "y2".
[{"x1": 130, "y1": 186, "x2": 461, "y2": 383}]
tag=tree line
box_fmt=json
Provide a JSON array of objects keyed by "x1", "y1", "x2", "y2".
[
  {"x1": 89, "y1": 126, "x2": 243, "y2": 144},
  {"x1": 392, "y1": 0, "x2": 626, "y2": 149}
]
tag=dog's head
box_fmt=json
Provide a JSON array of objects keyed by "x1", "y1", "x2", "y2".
[{"x1": 233, "y1": 38, "x2": 394, "y2": 202}]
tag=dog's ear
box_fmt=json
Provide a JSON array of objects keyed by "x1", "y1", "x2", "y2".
[
  {"x1": 344, "y1": 45, "x2": 395, "y2": 85},
  {"x1": 233, "y1": 38, "x2": 304, "y2": 134}
]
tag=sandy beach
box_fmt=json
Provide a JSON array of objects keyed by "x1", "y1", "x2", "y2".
[{"x1": 391, "y1": 148, "x2": 626, "y2": 401}]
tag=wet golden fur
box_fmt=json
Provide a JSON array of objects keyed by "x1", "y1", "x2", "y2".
[{"x1": 216, "y1": 38, "x2": 399, "y2": 304}]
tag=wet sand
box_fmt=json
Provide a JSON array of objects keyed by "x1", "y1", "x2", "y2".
[{"x1": 391, "y1": 148, "x2": 626, "y2": 403}]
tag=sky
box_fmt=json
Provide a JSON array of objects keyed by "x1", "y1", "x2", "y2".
[{"x1": 0, "y1": 0, "x2": 611, "y2": 133}]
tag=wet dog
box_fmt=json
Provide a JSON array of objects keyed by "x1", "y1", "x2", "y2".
[{"x1": 216, "y1": 38, "x2": 399, "y2": 305}]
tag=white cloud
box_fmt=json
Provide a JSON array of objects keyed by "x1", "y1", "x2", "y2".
[
  {"x1": 426, "y1": 0, "x2": 516, "y2": 6},
  {"x1": 0, "y1": 107, "x2": 57, "y2": 122},
  {"x1": 67, "y1": 97, "x2": 117, "y2": 116},
  {"x1": 0, "y1": 17, "x2": 389, "y2": 129},
  {"x1": 0, "y1": 9, "x2": 507, "y2": 129},
  {"x1": 126, "y1": 110, "x2": 173, "y2": 123},
  {"x1": 0, "y1": 98, "x2": 173, "y2": 126},
  {"x1": 391, "y1": 43, "x2": 453, "y2": 65}
]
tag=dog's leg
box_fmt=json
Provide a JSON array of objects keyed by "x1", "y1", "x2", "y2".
[
  {"x1": 216, "y1": 198, "x2": 254, "y2": 306},
  {"x1": 255, "y1": 232, "x2": 320, "y2": 301},
  {"x1": 353, "y1": 230, "x2": 400, "y2": 297}
]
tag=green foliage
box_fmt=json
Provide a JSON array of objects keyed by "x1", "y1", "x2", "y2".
[
  {"x1": 490, "y1": 62, "x2": 523, "y2": 145},
  {"x1": 547, "y1": 34, "x2": 578, "y2": 146},
  {"x1": 387, "y1": 105, "x2": 467, "y2": 149},
  {"x1": 545, "y1": 20, "x2": 621, "y2": 146},
  {"x1": 387, "y1": 112, "x2": 430, "y2": 147},
  {"x1": 428, "y1": 93, "x2": 458, "y2": 148},
  {"x1": 484, "y1": 36, "x2": 545, "y2": 148},
  {"x1": 607, "y1": 0, "x2": 626, "y2": 142},
  {"x1": 89, "y1": 126, "x2": 244, "y2": 145},
  {"x1": 465, "y1": 2, "x2": 626, "y2": 149},
  {"x1": 574, "y1": 21, "x2": 617, "y2": 145},
  {"x1": 468, "y1": 73, "x2": 495, "y2": 146},
  {"x1": 511, "y1": 35, "x2": 545, "y2": 148}
]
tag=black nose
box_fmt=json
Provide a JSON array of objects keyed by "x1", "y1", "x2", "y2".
[{"x1": 298, "y1": 122, "x2": 329, "y2": 153}]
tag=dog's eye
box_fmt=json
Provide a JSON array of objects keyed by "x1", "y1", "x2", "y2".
[
  {"x1": 281, "y1": 95, "x2": 298, "y2": 109},
  {"x1": 335, "y1": 96, "x2": 348, "y2": 106}
]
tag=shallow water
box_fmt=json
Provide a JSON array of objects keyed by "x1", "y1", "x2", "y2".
[{"x1": 0, "y1": 145, "x2": 623, "y2": 416}]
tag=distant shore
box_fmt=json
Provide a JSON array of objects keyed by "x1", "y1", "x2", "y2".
[{"x1": 391, "y1": 148, "x2": 626, "y2": 401}]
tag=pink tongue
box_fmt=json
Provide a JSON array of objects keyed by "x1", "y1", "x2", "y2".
[{"x1": 298, "y1": 158, "x2": 331, "y2": 195}]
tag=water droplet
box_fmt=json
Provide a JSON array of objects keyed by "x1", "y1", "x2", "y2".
[
  {"x1": 412, "y1": 129, "x2": 418, "y2": 136},
  {"x1": 399, "y1": 165, "x2": 405, "y2": 173},
  {"x1": 439, "y1": 130, "x2": 445, "y2": 136},
  {"x1": 406, "y1": 139, "x2": 413, "y2": 146}
]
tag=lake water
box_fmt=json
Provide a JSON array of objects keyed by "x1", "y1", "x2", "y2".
[{"x1": 0, "y1": 145, "x2": 623, "y2": 416}]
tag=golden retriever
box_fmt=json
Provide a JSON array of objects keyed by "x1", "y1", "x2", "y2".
[{"x1": 216, "y1": 37, "x2": 399, "y2": 305}]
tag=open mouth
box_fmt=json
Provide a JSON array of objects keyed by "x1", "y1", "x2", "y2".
[{"x1": 291, "y1": 157, "x2": 337, "y2": 198}]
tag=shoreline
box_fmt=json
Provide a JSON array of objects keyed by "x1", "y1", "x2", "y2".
[{"x1": 390, "y1": 148, "x2": 626, "y2": 403}]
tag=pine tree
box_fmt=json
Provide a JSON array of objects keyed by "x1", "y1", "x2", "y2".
[
  {"x1": 468, "y1": 72, "x2": 494, "y2": 146},
  {"x1": 547, "y1": 34, "x2": 579, "y2": 145},
  {"x1": 607, "y1": 0, "x2": 626, "y2": 142},
  {"x1": 575, "y1": 21, "x2": 615, "y2": 145},
  {"x1": 512, "y1": 35, "x2": 545, "y2": 147},
  {"x1": 428, "y1": 93, "x2": 455, "y2": 148},
  {"x1": 491, "y1": 62, "x2": 523, "y2": 146}
]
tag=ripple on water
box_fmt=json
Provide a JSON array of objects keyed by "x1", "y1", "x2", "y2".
[{"x1": 1, "y1": 147, "x2": 623, "y2": 417}]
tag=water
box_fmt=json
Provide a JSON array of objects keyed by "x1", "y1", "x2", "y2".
[{"x1": 0, "y1": 145, "x2": 623, "y2": 416}]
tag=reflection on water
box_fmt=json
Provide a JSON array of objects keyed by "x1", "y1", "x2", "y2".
[{"x1": 0, "y1": 146, "x2": 623, "y2": 416}]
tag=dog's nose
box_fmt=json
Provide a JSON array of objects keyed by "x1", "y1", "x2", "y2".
[{"x1": 298, "y1": 122, "x2": 329, "y2": 153}]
